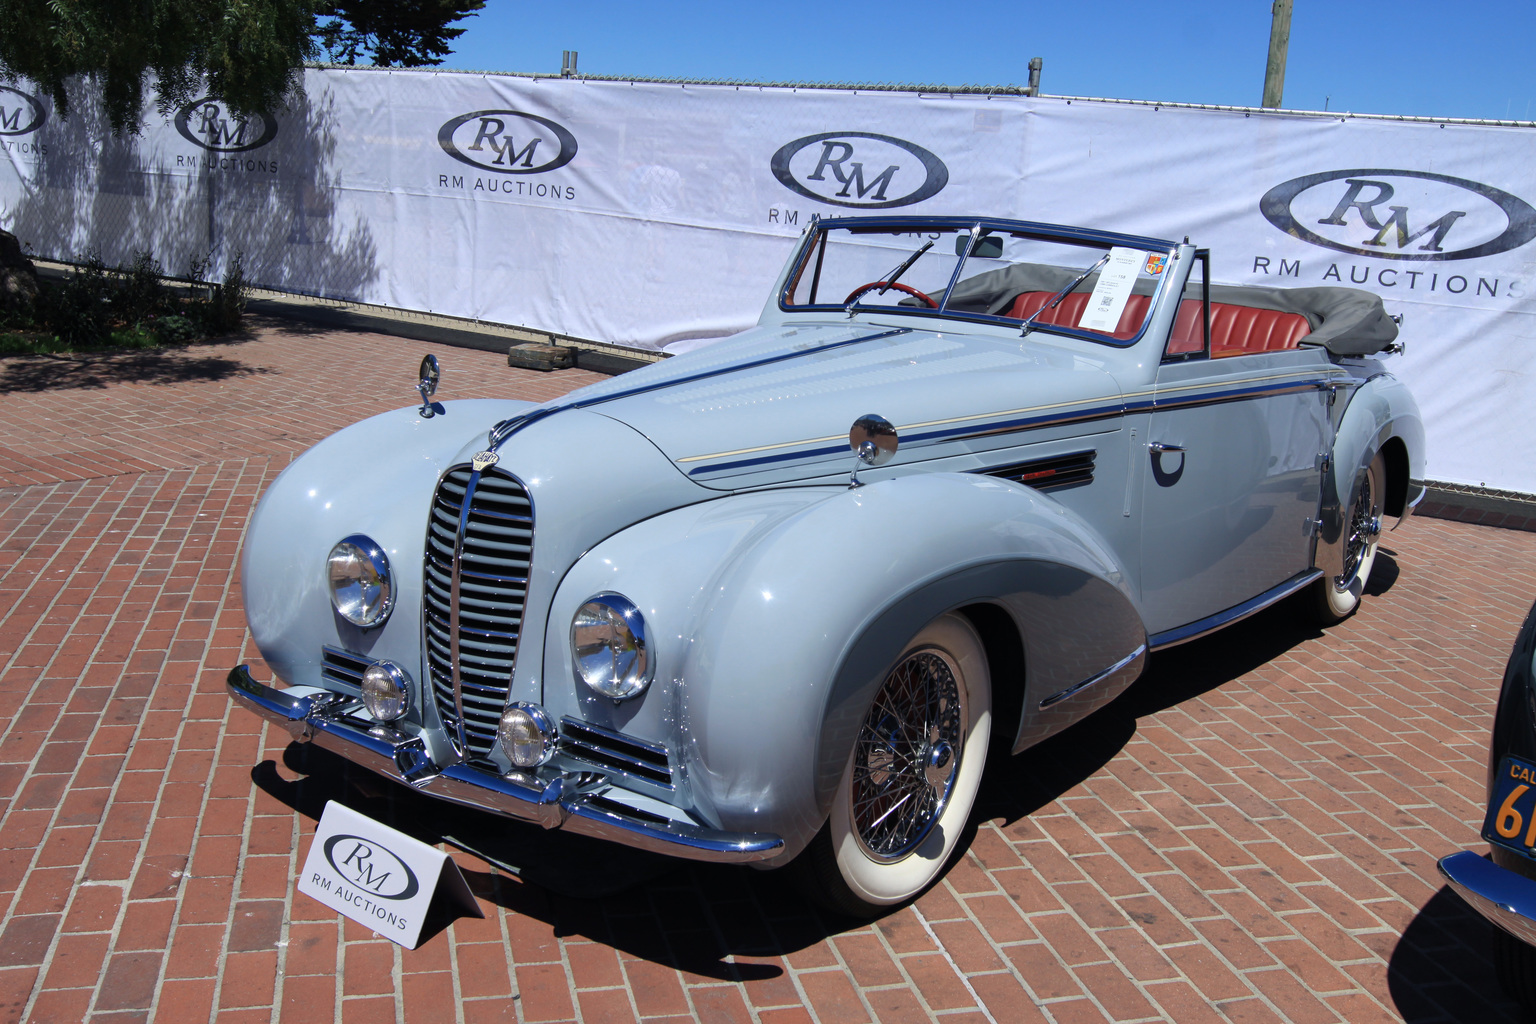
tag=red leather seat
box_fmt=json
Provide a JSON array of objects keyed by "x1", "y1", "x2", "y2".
[
  {"x1": 1007, "y1": 291, "x2": 1311, "y2": 357},
  {"x1": 1006, "y1": 292, "x2": 1151, "y2": 340},
  {"x1": 1168, "y1": 300, "x2": 1311, "y2": 357}
]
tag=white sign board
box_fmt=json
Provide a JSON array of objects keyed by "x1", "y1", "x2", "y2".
[
  {"x1": 2, "y1": 70, "x2": 1535, "y2": 490},
  {"x1": 298, "y1": 800, "x2": 481, "y2": 949}
]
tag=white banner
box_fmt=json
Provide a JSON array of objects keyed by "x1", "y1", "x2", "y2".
[{"x1": 1, "y1": 70, "x2": 1533, "y2": 491}]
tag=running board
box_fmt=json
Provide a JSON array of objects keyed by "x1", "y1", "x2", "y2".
[{"x1": 1148, "y1": 569, "x2": 1322, "y2": 651}]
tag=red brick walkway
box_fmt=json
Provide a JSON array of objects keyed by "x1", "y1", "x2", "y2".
[{"x1": 0, "y1": 320, "x2": 1531, "y2": 1022}]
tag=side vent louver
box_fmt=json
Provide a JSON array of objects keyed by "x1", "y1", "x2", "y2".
[
  {"x1": 560, "y1": 717, "x2": 674, "y2": 789},
  {"x1": 982, "y1": 449, "x2": 1096, "y2": 491},
  {"x1": 321, "y1": 646, "x2": 370, "y2": 690}
]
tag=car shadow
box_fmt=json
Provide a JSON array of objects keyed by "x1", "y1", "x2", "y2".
[
  {"x1": 1387, "y1": 886, "x2": 1526, "y2": 1023},
  {"x1": 247, "y1": 586, "x2": 1354, "y2": 974},
  {"x1": 975, "y1": 590, "x2": 1325, "y2": 825},
  {"x1": 253, "y1": 744, "x2": 827, "y2": 979}
]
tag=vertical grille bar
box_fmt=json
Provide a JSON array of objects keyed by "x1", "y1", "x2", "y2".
[
  {"x1": 448, "y1": 469, "x2": 481, "y2": 755},
  {"x1": 424, "y1": 465, "x2": 533, "y2": 759}
]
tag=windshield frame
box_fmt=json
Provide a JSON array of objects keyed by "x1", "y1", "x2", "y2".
[{"x1": 778, "y1": 215, "x2": 1181, "y2": 349}]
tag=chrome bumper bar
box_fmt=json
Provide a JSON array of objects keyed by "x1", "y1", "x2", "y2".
[
  {"x1": 1438, "y1": 850, "x2": 1536, "y2": 946},
  {"x1": 227, "y1": 665, "x2": 784, "y2": 864}
]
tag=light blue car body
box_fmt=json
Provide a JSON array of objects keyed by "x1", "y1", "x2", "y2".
[{"x1": 229, "y1": 215, "x2": 1424, "y2": 868}]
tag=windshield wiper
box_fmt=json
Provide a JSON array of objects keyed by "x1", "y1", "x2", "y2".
[
  {"x1": 1020, "y1": 252, "x2": 1111, "y2": 337},
  {"x1": 845, "y1": 239, "x2": 935, "y2": 314}
]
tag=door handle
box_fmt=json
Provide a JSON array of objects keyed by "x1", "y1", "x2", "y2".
[{"x1": 1148, "y1": 442, "x2": 1186, "y2": 453}]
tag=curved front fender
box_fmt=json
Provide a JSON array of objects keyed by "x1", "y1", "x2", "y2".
[
  {"x1": 543, "y1": 473, "x2": 1145, "y2": 863},
  {"x1": 242, "y1": 398, "x2": 533, "y2": 701}
]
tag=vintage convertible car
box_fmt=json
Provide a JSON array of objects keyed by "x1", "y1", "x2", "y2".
[
  {"x1": 1439, "y1": 597, "x2": 1536, "y2": 1011},
  {"x1": 228, "y1": 215, "x2": 1424, "y2": 915}
]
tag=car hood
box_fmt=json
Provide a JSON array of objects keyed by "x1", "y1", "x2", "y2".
[{"x1": 541, "y1": 321, "x2": 1129, "y2": 489}]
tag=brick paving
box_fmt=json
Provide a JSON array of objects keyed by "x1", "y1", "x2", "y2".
[{"x1": 0, "y1": 318, "x2": 1533, "y2": 1023}]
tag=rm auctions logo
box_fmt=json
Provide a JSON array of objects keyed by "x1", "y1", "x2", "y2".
[
  {"x1": 771, "y1": 131, "x2": 948, "y2": 209},
  {"x1": 322, "y1": 834, "x2": 420, "y2": 901},
  {"x1": 0, "y1": 85, "x2": 45, "y2": 136},
  {"x1": 437, "y1": 110, "x2": 577, "y2": 174},
  {"x1": 174, "y1": 97, "x2": 277, "y2": 152},
  {"x1": 1260, "y1": 168, "x2": 1536, "y2": 261}
]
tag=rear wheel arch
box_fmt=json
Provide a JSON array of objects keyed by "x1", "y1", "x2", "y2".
[{"x1": 1378, "y1": 435, "x2": 1410, "y2": 518}]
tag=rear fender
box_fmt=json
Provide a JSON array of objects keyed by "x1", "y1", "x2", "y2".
[{"x1": 1318, "y1": 373, "x2": 1425, "y2": 578}]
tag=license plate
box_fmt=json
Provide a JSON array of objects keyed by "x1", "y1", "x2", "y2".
[{"x1": 1483, "y1": 755, "x2": 1536, "y2": 860}]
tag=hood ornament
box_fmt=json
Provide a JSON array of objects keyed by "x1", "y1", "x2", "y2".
[
  {"x1": 417, "y1": 354, "x2": 442, "y2": 418},
  {"x1": 848, "y1": 414, "x2": 898, "y2": 488}
]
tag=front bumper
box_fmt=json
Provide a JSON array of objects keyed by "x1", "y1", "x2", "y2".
[
  {"x1": 227, "y1": 665, "x2": 783, "y2": 864},
  {"x1": 1438, "y1": 849, "x2": 1536, "y2": 946}
]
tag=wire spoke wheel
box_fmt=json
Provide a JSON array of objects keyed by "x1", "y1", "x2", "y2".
[
  {"x1": 1316, "y1": 451, "x2": 1385, "y2": 624},
  {"x1": 852, "y1": 648, "x2": 964, "y2": 861},
  {"x1": 802, "y1": 613, "x2": 991, "y2": 917}
]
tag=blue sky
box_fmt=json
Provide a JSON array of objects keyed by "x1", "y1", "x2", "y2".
[{"x1": 445, "y1": 1, "x2": 1535, "y2": 123}]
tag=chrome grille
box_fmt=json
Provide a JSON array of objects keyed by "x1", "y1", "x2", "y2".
[{"x1": 424, "y1": 465, "x2": 533, "y2": 757}]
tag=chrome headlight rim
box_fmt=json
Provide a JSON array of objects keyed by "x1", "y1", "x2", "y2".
[
  {"x1": 360, "y1": 660, "x2": 411, "y2": 723},
  {"x1": 498, "y1": 702, "x2": 558, "y2": 768},
  {"x1": 327, "y1": 533, "x2": 394, "y2": 629},
  {"x1": 570, "y1": 592, "x2": 653, "y2": 701}
]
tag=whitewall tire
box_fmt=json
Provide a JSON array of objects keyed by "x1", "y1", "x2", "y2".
[
  {"x1": 804, "y1": 612, "x2": 991, "y2": 917},
  {"x1": 1316, "y1": 452, "x2": 1385, "y2": 624}
]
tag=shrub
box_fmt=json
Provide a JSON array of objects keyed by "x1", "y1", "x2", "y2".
[
  {"x1": 40, "y1": 252, "x2": 113, "y2": 348},
  {"x1": 204, "y1": 250, "x2": 248, "y2": 334},
  {"x1": 115, "y1": 250, "x2": 170, "y2": 325},
  {"x1": 150, "y1": 314, "x2": 199, "y2": 345}
]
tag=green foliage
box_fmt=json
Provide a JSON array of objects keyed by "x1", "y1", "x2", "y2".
[
  {"x1": 150, "y1": 314, "x2": 200, "y2": 345},
  {"x1": 39, "y1": 251, "x2": 113, "y2": 349},
  {"x1": 0, "y1": 247, "x2": 247, "y2": 354},
  {"x1": 115, "y1": 250, "x2": 172, "y2": 325},
  {"x1": 0, "y1": 0, "x2": 482, "y2": 136},
  {"x1": 316, "y1": 1, "x2": 485, "y2": 67},
  {"x1": 108, "y1": 325, "x2": 162, "y2": 349},
  {"x1": 0, "y1": 0, "x2": 320, "y2": 135},
  {"x1": 203, "y1": 251, "x2": 249, "y2": 334}
]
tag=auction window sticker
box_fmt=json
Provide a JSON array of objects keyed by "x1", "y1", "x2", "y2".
[{"x1": 1077, "y1": 247, "x2": 1145, "y2": 333}]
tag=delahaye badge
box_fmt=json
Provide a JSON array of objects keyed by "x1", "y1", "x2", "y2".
[{"x1": 471, "y1": 451, "x2": 499, "y2": 472}]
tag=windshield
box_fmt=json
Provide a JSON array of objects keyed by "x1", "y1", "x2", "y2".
[{"x1": 782, "y1": 222, "x2": 1175, "y2": 345}]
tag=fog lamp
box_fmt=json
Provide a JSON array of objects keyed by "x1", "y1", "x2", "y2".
[
  {"x1": 498, "y1": 703, "x2": 556, "y2": 768},
  {"x1": 360, "y1": 661, "x2": 410, "y2": 723}
]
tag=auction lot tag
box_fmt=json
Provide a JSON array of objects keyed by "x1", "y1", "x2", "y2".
[
  {"x1": 1483, "y1": 756, "x2": 1536, "y2": 862},
  {"x1": 299, "y1": 800, "x2": 482, "y2": 949},
  {"x1": 1077, "y1": 246, "x2": 1142, "y2": 333}
]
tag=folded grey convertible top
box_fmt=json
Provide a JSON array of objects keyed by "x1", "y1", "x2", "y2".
[{"x1": 1205, "y1": 283, "x2": 1399, "y2": 356}]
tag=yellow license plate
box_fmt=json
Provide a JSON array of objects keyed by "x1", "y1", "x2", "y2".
[{"x1": 1483, "y1": 756, "x2": 1536, "y2": 860}]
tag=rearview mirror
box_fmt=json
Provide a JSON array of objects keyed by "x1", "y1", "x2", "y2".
[{"x1": 956, "y1": 235, "x2": 1003, "y2": 259}]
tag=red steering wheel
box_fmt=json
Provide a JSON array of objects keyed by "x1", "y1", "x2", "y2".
[{"x1": 843, "y1": 281, "x2": 938, "y2": 308}]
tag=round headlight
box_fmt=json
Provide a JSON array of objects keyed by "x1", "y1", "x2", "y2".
[
  {"x1": 571, "y1": 593, "x2": 652, "y2": 700},
  {"x1": 360, "y1": 661, "x2": 410, "y2": 723},
  {"x1": 327, "y1": 535, "x2": 393, "y2": 628},
  {"x1": 498, "y1": 703, "x2": 557, "y2": 767}
]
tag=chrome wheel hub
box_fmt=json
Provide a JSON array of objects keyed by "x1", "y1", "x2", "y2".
[
  {"x1": 1337, "y1": 471, "x2": 1378, "y2": 589},
  {"x1": 852, "y1": 648, "x2": 965, "y2": 862}
]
